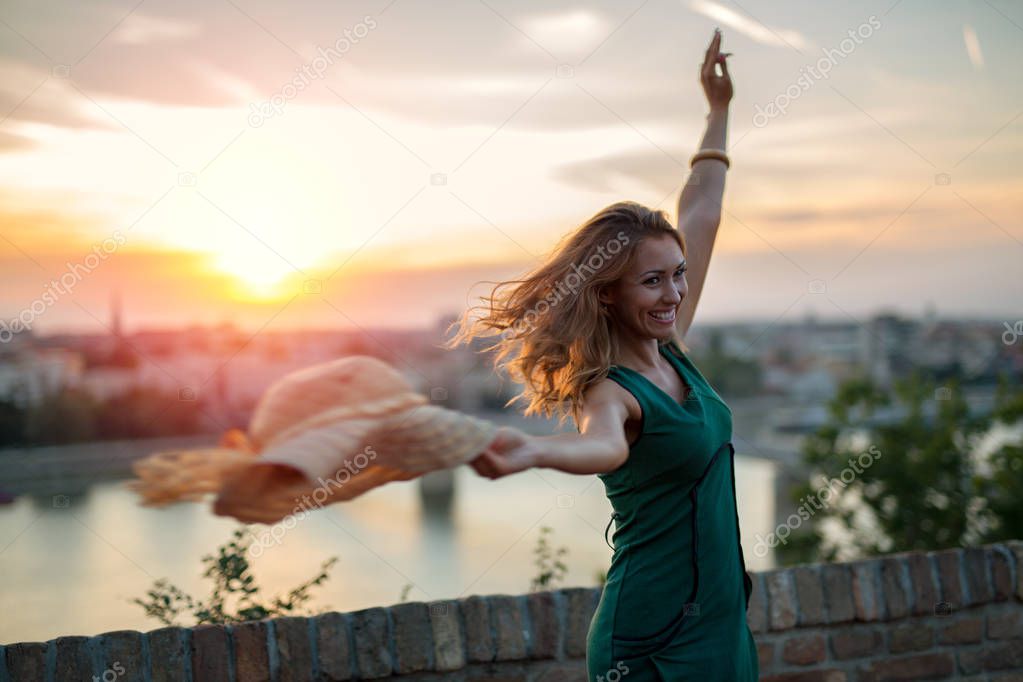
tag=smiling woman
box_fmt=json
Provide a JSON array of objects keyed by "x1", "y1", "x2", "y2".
[{"x1": 445, "y1": 28, "x2": 757, "y2": 681}]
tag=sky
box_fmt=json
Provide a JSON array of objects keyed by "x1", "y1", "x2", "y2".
[{"x1": 0, "y1": 0, "x2": 1021, "y2": 337}]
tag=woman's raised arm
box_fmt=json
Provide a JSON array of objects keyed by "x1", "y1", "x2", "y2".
[{"x1": 675, "y1": 28, "x2": 733, "y2": 338}]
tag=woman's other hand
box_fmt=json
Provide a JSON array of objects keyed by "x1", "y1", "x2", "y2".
[
  {"x1": 701, "y1": 28, "x2": 733, "y2": 112},
  {"x1": 470, "y1": 426, "x2": 540, "y2": 480}
]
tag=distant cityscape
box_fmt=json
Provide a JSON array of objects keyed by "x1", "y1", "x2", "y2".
[{"x1": 0, "y1": 291, "x2": 1019, "y2": 451}]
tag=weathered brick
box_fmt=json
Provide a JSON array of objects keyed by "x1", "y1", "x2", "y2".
[
  {"x1": 350, "y1": 607, "x2": 391, "y2": 678},
  {"x1": 391, "y1": 602, "x2": 432, "y2": 674},
  {"x1": 760, "y1": 670, "x2": 847, "y2": 682},
  {"x1": 97, "y1": 630, "x2": 143, "y2": 682},
  {"x1": 959, "y1": 647, "x2": 984, "y2": 675},
  {"x1": 989, "y1": 674, "x2": 1023, "y2": 682},
  {"x1": 746, "y1": 572, "x2": 768, "y2": 633},
  {"x1": 756, "y1": 639, "x2": 775, "y2": 667},
  {"x1": 888, "y1": 623, "x2": 933, "y2": 653},
  {"x1": 54, "y1": 636, "x2": 92, "y2": 681},
  {"x1": 191, "y1": 624, "x2": 231, "y2": 682},
  {"x1": 489, "y1": 595, "x2": 527, "y2": 661},
  {"x1": 531, "y1": 661, "x2": 588, "y2": 681},
  {"x1": 274, "y1": 616, "x2": 314, "y2": 682},
  {"x1": 562, "y1": 587, "x2": 596, "y2": 659},
  {"x1": 232, "y1": 620, "x2": 270, "y2": 682},
  {"x1": 933, "y1": 548, "x2": 965, "y2": 609},
  {"x1": 969, "y1": 640, "x2": 1023, "y2": 671},
  {"x1": 990, "y1": 545, "x2": 1015, "y2": 601},
  {"x1": 792, "y1": 566, "x2": 825, "y2": 626},
  {"x1": 4, "y1": 642, "x2": 46, "y2": 680},
  {"x1": 427, "y1": 600, "x2": 463, "y2": 672},
  {"x1": 858, "y1": 652, "x2": 955, "y2": 681},
  {"x1": 821, "y1": 563, "x2": 855, "y2": 623},
  {"x1": 1008, "y1": 541, "x2": 1023, "y2": 600},
  {"x1": 938, "y1": 616, "x2": 982, "y2": 645},
  {"x1": 906, "y1": 553, "x2": 939, "y2": 616},
  {"x1": 526, "y1": 590, "x2": 560, "y2": 659},
  {"x1": 830, "y1": 626, "x2": 882, "y2": 660},
  {"x1": 782, "y1": 633, "x2": 825, "y2": 665},
  {"x1": 146, "y1": 626, "x2": 189, "y2": 682},
  {"x1": 880, "y1": 558, "x2": 910, "y2": 620},
  {"x1": 964, "y1": 546, "x2": 993, "y2": 606},
  {"x1": 766, "y1": 570, "x2": 797, "y2": 630},
  {"x1": 850, "y1": 560, "x2": 882, "y2": 622},
  {"x1": 461, "y1": 595, "x2": 494, "y2": 663},
  {"x1": 988, "y1": 610, "x2": 1023, "y2": 640},
  {"x1": 315, "y1": 612, "x2": 354, "y2": 681}
]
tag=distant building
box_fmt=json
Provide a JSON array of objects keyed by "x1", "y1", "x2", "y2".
[{"x1": 0, "y1": 348, "x2": 85, "y2": 407}]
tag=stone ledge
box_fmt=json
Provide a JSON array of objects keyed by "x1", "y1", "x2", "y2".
[{"x1": 1, "y1": 540, "x2": 1020, "y2": 680}]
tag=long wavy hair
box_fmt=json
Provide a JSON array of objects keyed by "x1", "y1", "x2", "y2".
[{"x1": 444, "y1": 200, "x2": 690, "y2": 429}]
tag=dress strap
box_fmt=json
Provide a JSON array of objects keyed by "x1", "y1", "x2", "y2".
[{"x1": 603, "y1": 511, "x2": 621, "y2": 549}]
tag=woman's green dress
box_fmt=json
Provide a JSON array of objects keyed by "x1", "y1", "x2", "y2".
[{"x1": 585, "y1": 339, "x2": 759, "y2": 681}]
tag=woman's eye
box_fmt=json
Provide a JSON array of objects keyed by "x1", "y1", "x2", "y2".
[{"x1": 645, "y1": 268, "x2": 686, "y2": 285}]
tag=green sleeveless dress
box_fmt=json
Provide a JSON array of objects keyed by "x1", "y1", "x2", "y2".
[{"x1": 585, "y1": 340, "x2": 758, "y2": 681}]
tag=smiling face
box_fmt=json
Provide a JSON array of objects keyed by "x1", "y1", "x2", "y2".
[{"x1": 599, "y1": 234, "x2": 688, "y2": 341}]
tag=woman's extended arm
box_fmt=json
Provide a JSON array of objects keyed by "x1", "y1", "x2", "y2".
[
  {"x1": 675, "y1": 29, "x2": 733, "y2": 339},
  {"x1": 469, "y1": 380, "x2": 629, "y2": 479}
]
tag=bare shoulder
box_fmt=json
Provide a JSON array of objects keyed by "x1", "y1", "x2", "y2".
[{"x1": 580, "y1": 375, "x2": 640, "y2": 427}]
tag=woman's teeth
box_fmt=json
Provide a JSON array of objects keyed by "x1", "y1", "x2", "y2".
[{"x1": 650, "y1": 310, "x2": 675, "y2": 322}]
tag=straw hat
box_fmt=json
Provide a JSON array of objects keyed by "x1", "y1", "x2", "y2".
[{"x1": 127, "y1": 355, "x2": 498, "y2": 524}]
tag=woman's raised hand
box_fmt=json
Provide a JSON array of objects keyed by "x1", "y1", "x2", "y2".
[
  {"x1": 470, "y1": 426, "x2": 541, "y2": 480},
  {"x1": 701, "y1": 28, "x2": 733, "y2": 112}
]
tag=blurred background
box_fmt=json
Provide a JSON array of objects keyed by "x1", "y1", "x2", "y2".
[{"x1": 1, "y1": 0, "x2": 1021, "y2": 644}]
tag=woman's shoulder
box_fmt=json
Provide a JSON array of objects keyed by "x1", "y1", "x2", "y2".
[{"x1": 581, "y1": 373, "x2": 642, "y2": 425}]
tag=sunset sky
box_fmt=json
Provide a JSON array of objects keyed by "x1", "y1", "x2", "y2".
[{"x1": 1, "y1": 0, "x2": 1020, "y2": 336}]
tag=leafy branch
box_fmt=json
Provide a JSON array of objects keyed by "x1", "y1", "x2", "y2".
[{"x1": 132, "y1": 528, "x2": 338, "y2": 626}]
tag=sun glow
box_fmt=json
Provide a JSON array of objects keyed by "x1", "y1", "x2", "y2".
[{"x1": 212, "y1": 246, "x2": 302, "y2": 301}]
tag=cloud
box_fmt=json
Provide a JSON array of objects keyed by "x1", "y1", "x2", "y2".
[
  {"x1": 519, "y1": 9, "x2": 611, "y2": 56},
  {"x1": 0, "y1": 60, "x2": 113, "y2": 131},
  {"x1": 687, "y1": 0, "x2": 814, "y2": 51},
  {"x1": 0, "y1": 130, "x2": 36, "y2": 153},
  {"x1": 112, "y1": 13, "x2": 202, "y2": 46},
  {"x1": 551, "y1": 147, "x2": 685, "y2": 195},
  {"x1": 962, "y1": 24, "x2": 984, "y2": 70}
]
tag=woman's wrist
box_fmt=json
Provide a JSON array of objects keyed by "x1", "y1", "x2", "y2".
[
  {"x1": 707, "y1": 105, "x2": 729, "y2": 119},
  {"x1": 530, "y1": 435, "x2": 552, "y2": 469}
]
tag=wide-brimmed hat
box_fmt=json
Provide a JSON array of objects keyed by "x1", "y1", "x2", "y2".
[{"x1": 127, "y1": 355, "x2": 497, "y2": 524}]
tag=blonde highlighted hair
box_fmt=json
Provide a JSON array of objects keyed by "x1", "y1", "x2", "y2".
[{"x1": 444, "y1": 200, "x2": 689, "y2": 429}]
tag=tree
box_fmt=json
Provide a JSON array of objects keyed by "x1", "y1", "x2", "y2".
[
  {"x1": 23, "y1": 387, "x2": 99, "y2": 444},
  {"x1": 775, "y1": 369, "x2": 1023, "y2": 566},
  {"x1": 0, "y1": 398, "x2": 25, "y2": 446}
]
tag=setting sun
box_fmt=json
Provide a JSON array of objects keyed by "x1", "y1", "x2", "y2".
[{"x1": 210, "y1": 247, "x2": 300, "y2": 301}]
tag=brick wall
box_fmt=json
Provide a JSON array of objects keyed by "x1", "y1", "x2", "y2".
[{"x1": 3, "y1": 540, "x2": 1022, "y2": 681}]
